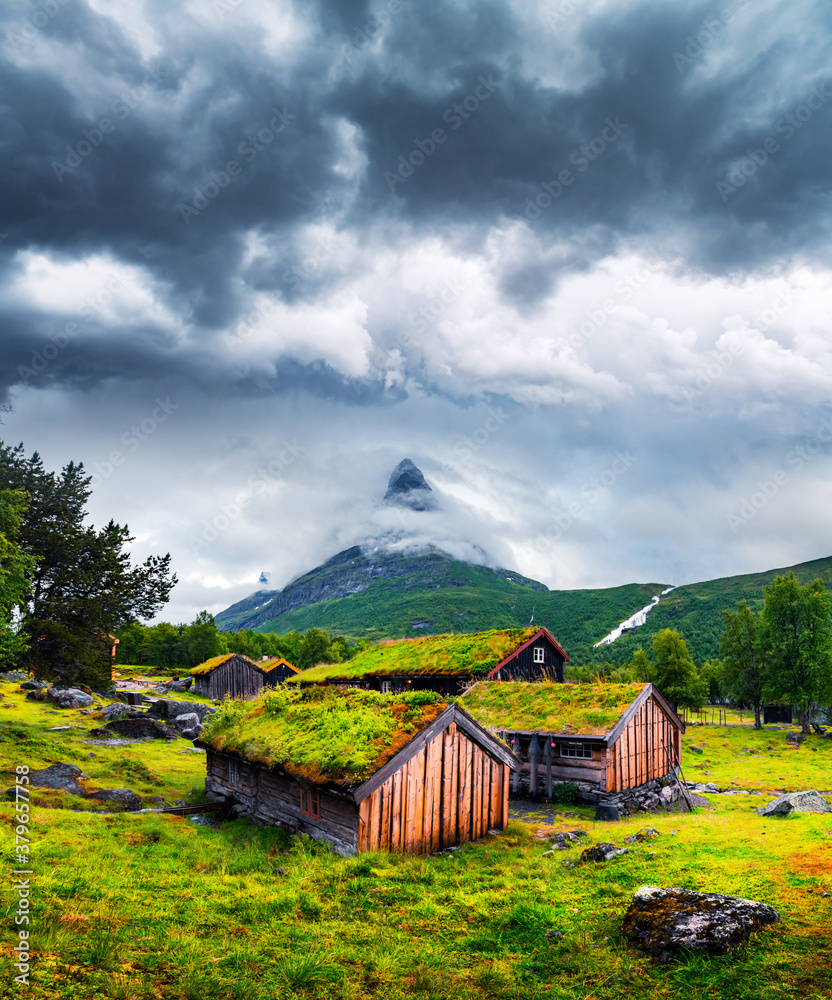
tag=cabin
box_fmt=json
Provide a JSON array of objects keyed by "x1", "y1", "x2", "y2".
[
  {"x1": 460, "y1": 681, "x2": 686, "y2": 815},
  {"x1": 196, "y1": 687, "x2": 517, "y2": 855},
  {"x1": 190, "y1": 653, "x2": 268, "y2": 699},
  {"x1": 260, "y1": 658, "x2": 300, "y2": 687},
  {"x1": 289, "y1": 627, "x2": 568, "y2": 696}
]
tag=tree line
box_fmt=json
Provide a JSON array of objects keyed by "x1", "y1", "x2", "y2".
[{"x1": 116, "y1": 614, "x2": 362, "y2": 672}]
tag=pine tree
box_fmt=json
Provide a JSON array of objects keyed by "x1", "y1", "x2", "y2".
[{"x1": 0, "y1": 443, "x2": 176, "y2": 689}]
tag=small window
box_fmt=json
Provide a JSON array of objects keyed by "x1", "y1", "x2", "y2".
[
  {"x1": 299, "y1": 786, "x2": 321, "y2": 819},
  {"x1": 381, "y1": 680, "x2": 392, "y2": 694},
  {"x1": 533, "y1": 646, "x2": 545, "y2": 663},
  {"x1": 228, "y1": 759, "x2": 241, "y2": 785},
  {"x1": 560, "y1": 742, "x2": 592, "y2": 759}
]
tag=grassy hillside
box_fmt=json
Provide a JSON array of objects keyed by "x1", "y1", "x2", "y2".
[
  {"x1": 589, "y1": 555, "x2": 832, "y2": 666},
  {"x1": 3, "y1": 677, "x2": 832, "y2": 999}
]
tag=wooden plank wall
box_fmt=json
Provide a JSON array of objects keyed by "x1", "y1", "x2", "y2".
[
  {"x1": 358, "y1": 722, "x2": 509, "y2": 854},
  {"x1": 606, "y1": 695, "x2": 679, "y2": 793}
]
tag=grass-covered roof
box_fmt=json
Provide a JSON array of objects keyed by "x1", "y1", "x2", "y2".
[
  {"x1": 190, "y1": 653, "x2": 237, "y2": 677},
  {"x1": 289, "y1": 627, "x2": 545, "y2": 683},
  {"x1": 459, "y1": 681, "x2": 645, "y2": 736},
  {"x1": 199, "y1": 687, "x2": 447, "y2": 786}
]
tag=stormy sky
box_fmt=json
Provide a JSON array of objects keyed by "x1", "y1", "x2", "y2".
[{"x1": 2, "y1": 0, "x2": 832, "y2": 625}]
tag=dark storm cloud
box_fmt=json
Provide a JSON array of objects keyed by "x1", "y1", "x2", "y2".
[{"x1": 0, "y1": 0, "x2": 830, "y2": 399}]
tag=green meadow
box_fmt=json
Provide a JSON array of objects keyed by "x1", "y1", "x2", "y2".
[{"x1": 1, "y1": 681, "x2": 831, "y2": 1000}]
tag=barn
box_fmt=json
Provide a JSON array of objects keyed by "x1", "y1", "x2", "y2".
[
  {"x1": 260, "y1": 658, "x2": 300, "y2": 687},
  {"x1": 190, "y1": 653, "x2": 268, "y2": 699},
  {"x1": 197, "y1": 686, "x2": 517, "y2": 855},
  {"x1": 461, "y1": 681, "x2": 687, "y2": 815},
  {"x1": 289, "y1": 627, "x2": 568, "y2": 696}
]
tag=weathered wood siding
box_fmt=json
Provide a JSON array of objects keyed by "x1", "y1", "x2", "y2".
[
  {"x1": 357, "y1": 721, "x2": 510, "y2": 853},
  {"x1": 494, "y1": 640, "x2": 564, "y2": 683},
  {"x1": 205, "y1": 749, "x2": 359, "y2": 854},
  {"x1": 505, "y1": 732, "x2": 606, "y2": 788},
  {"x1": 606, "y1": 694, "x2": 679, "y2": 793},
  {"x1": 261, "y1": 663, "x2": 298, "y2": 687},
  {"x1": 193, "y1": 655, "x2": 265, "y2": 700}
]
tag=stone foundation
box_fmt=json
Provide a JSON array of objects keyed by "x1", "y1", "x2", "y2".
[{"x1": 511, "y1": 768, "x2": 684, "y2": 815}]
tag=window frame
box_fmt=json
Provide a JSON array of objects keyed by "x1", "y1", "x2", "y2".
[
  {"x1": 228, "y1": 759, "x2": 241, "y2": 785},
  {"x1": 380, "y1": 680, "x2": 392, "y2": 695},
  {"x1": 532, "y1": 645, "x2": 545, "y2": 664},
  {"x1": 559, "y1": 741, "x2": 593, "y2": 760},
  {"x1": 299, "y1": 785, "x2": 321, "y2": 819}
]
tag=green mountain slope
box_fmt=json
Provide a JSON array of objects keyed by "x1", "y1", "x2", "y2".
[
  {"x1": 217, "y1": 544, "x2": 832, "y2": 665},
  {"x1": 590, "y1": 554, "x2": 832, "y2": 665}
]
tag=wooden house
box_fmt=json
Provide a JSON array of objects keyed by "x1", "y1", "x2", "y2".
[
  {"x1": 289, "y1": 627, "x2": 568, "y2": 696},
  {"x1": 190, "y1": 653, "x2": 268, "y2": 699},
  {"x1": 260, "y1": 658, "x2": 300, "y2": 687},
  {"x1": 461, "y1": 681, "x2": 685, "y2": 810},
  {"x1": 196, "y1": 687, "x2": 517, "y2": 855}
]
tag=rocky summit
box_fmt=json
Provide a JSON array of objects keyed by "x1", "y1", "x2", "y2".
[{"x1": 383, "y1": 458, "x2": 438, "y2": 511}]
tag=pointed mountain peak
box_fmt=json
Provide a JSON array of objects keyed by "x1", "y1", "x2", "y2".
[{"x1": 383, "y1": 458, "x2": 438, "y2": 511}]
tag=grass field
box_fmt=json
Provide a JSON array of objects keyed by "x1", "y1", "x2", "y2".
[{"x1": 1, "y1": 682, "x2": 831, "y2": 999}]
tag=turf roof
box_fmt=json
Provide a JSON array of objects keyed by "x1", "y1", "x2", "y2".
[
  {"x1": 190, "y1": 653, "x2": 237, "y2": 677},
  {"x1": 289, "y1": 627, "x2": 546, "y2": 683},
  {"x1": 199, "y1": 686, "x2": 447, "y2": 786},
  {"x1": 459, "y1": 681, "x2": 646, "y2": 736}
]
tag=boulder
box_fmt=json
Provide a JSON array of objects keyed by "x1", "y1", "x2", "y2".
[
  {"x1": 161, "y1": 677, "x2": 193, "y2": 692},
  {"x1": 622, "y1": 886, "x2": 780, "y2": 960},
  {"x1": 104, "y1": 718, "x2": 179, "y2": 741},
  {"x1": 172, "y1": 712, "x2": 200, "y2": 733},
  {"x1": 48, "y1": 688, "x2": 95, "y2": 709},
  {"x1": 0, "y1": 670, "x2": 28, "y2": 681},
  {"x1": 25, "y1": 690, "x2": 48, "y2": 701},
  {"x1": 27, "y1": 763, "x2": 88, "y2": 796},
  {"x1": 89, "y1": 788, "x2": 142, "y2": 811},
  {"x1": 147, "y1": 699, "x2": 214, "y2": 723},
  {"x1": 98, "y1": 703, "x2": 132, "y2": 722},
  {"x1": 20, "y1": 680, "x2": 48, "y2": 691},
  {"x1": 624, "y1": 828, "x2": 660, "y2": 845},
  {"x1": 755, "y1": 790, "x2": 832, "y2": 816},
  {"x1": 578, "y1": 842, "x2": 628, "y2": 863}
]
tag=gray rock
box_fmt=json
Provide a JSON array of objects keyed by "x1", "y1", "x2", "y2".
[
  {"x1": 27, "y1": 763, "x2": 89, "y2": 796},
  {"x1": 98, "y1": 703, "x2": 132, "y2": 721},
  {"x1": 161, "y1": 677, "x2": 193, "y2": 692},
  {"x1": 172, "y1": 712, "x2": 200, "y2": 733},
  {"x1": 624, "y1": 828, "x2": 660, "y2": 845},
  {"x1": 0, "y1": 670, "x2": 28, "y2": 681},
  {"x1": 104, "y1": 718, "x2": 179, "y2": 740},
  {"x1": 755, "y1": 790, "x2": 832, "y2": 816},
  {"x1": 147, "y1": 699, "x2": 214, "y2": 723},
  {"x1": 622, "y1": 886, "x2": 780, "y2": 960},
  {"x1": 20, "y1": 680, "x2": 49, "y2": 690},
  {"x1": 48, "y1": 688, "x2": 95, "y2": 709},
  {"x1": 595, "y1": 803, "x2": 620, "y2": 822},
  {"x1": 25, "y1": 689, "x2": 48, "y2": 701},
  {"x1": 89, "y1": 788, "x2": 142, "y2": 811},
  {"x1": 688, "y1": 744, "x2": 703, "y2": 754},
  {"x1": 578, "y1": 842, "x2": 628, "y2": 863}
]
